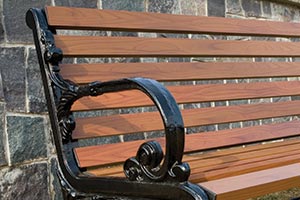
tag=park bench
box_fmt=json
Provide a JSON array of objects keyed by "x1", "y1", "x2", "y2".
[{"x1": 26, "y1": 6, "x2": 300, "y2": 200}]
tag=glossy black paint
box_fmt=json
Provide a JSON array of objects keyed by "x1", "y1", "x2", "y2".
[{"x1": 26, "y1": 7, "x2": 209, "y2": 200}]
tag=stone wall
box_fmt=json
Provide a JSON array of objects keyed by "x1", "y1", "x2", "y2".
[{"x1": 0, "y1": 0, "x2": 300, "y2": 199}]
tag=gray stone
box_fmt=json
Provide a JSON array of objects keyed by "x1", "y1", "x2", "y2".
[
  {"x1": 120, "y1": 107, "x2": 143, "y2": 114},
  {"x1": 145, "y1": 131, "x2": 164, "y2": 139},
  {"x1": 230, "y1": 122, "x2": 242, "y2": 129},
  {"x1": 148, "y1": 0, "x2": 180, "y2": 14},
  {"x1": 262, "y1": 1, "x2": 272, "y2": 17},
  {"x1": 0, "y1": 47, "x2": 26, "y2": 112},
  {"x1": 73, "y1": 109, "x2": 120, "y2": 118},
  {"x1": 271, "y1": 3, "x2": 300, "y2": 22},
  {"x1": 78, "y1": 135, "x2": 121, "y2": 147},
  {"x1": 50, "y1": 158, "x2": 63, "y2": 200},
  {"x1": 3, "y1": 0, "x2": 51, "y2": 44},
  {"x1": 215, "y1": 101, "x2": 226, "y2": 107},
  {"x1": 123, "y1": 132, "x2": 145, "y2": 142},
  {"x1": 111, "y1": 31, "x2": 138, "y2": 37},
  {"x1": 27, "y1": 48, "x2": 47, "y2": 113},
  {"x1": 0, "y1": 3, "x2": 4, "y2": 43},
  {"x1": 226, "y1": 0, "x2": 243, "y2": 15},
  {"x1": 55, "y1": 0, "x2": 97, "y2": 8},
  {"x1": 180, "y1": 0, "x2": 198, "y2": 15},
  {"x1": 229, "y1": 99, "x2": 248, "y2": 106},
  {"x1": 76, "y1": 57, "x2": 109, "y2": 64},
  {"x1": 0, "y1": 72, "x2": 4, "y2": 101},
  {"x1": 102, "y1": 0, "x2": 145, "y2": 11},
  {"x1": 218, "y1": 123, "x2": 230, "y2": 130},
  {"x1": 207, "y1": 0, "x2": 225, "y2": 17},
  {"x1": 0, "y1": 163, "x2": 50, "y2": 200},
  {"x1": 186, "y1": 125, "x2": 216, "y2": 133},
  {"x1": 243, "y1": 120, "x2": 260, "y2": 127},
  {"x1": 7, "y1": 115, "x2": 47, "y2": 164},
  {"x1": 241, "y1": 0, "x2": 262, "y2": 18},
  {"x1": 195, "y1": 0, "x2": 207, "y2": 16},
  {"x1": 283, "y1": 7, "x2": 297, "y2": 21},
  {"x1": 261, "y1": 118, "x2": 272, "y2": 125},
  {"x1": 110, "y1": 57, "x2": 140, "y2": 64},
  {"x1": 0, "y1": 103, "x2": 6, "y2": 166}
]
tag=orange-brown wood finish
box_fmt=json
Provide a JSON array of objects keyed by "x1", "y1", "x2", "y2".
[
  {"x1": 61, "y1": 62, "x2": 300, "y2": 83},
  {"x1": 71, "y1": 81, "x2": 300, "y2": 111},
  {"x1": 83, "y1": 141, "x2": 300, "y2": 184},
  {"x1": 73, "y1": 100, "x2": 300, "y2": 138},
  {"x1": 46, "y1": 6, "x2": 300, "y2": 37},
  {"x1": 74, "y1": 120, "x2": 300, "y2": 167},
  {"x1": 201, "y1": 164, "x2": 300, "y2": 200},
  {"x1": 54, "y1": 35, "x2": 300, "y2": 57}
]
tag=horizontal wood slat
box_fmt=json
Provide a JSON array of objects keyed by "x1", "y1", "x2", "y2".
[
  {"x1": 71, "y1": 81, "x2": 300, "y2": 111},
  {"x1": 200, "y1": 164, "x2": 300, "y2": 200},
  {"x1": 54, "y1": 35, "x2": 300, "y2": 57},
  {"x1": 46, "y1": 6, "x2": 300, "y2": 37},
  {"x1": 86, "y1": 140, "x2": 300, "y2": 177},
  {"x1": 73, "y1": 100, "x2": 300, "y2": 139},
  {"x1": 85, "y1": 141, "x2": 300, "y2": 177},
  {"x1": 61, "y1": 62, "x2": 300, "y2": 83},
  {"x1": 84, "y1": 141, "x2": 300, "y2": 185},
  {"x1": 74, "y1": 120, "x2": 300, "y2": 167}
]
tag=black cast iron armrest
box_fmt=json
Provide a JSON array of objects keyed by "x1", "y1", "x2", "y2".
[
  {"x1": 55, "y1": 76, "x2": 201, "y2": 199},
  {"x1": 74, "y1": 77, "x2": 190, "y2": 183}
]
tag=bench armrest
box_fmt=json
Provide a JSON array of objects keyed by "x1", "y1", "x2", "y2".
[
  {"x1": 55, "y1": 75, "x2": 189, "y2": 182},
  {"x1": 78, "y1": 78, "x2": 190, "y2": 182}
]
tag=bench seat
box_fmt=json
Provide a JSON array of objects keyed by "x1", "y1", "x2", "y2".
[
  {"x1": 26, "y1": 6, "x2": 300, "y2": 200},
  {"x1": 83, "y1": 136, "x2": 300, "y2": 182}
]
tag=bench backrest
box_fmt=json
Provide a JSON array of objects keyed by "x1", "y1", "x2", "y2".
[{"x1": 40, "y1": 6, "x2": 300, "y2": 169}]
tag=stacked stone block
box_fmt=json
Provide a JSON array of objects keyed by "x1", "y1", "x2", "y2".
[{"x1": 0, "y1": 0, "x2": 300, "y2": 199}]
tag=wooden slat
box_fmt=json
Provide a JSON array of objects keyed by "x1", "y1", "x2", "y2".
[
  {"x1": 200, "y1": 164, "x2": 300, "y2": 200},
  {"x1": 74, "y1": 120, "x2": 300, "y2": 167},
  {"x1": 73, "y1": 100, "x2": 300, "y2": 139},
  {"x1": 61, "y1": 62, "x2": 300, "y2": 83},
  {"x1": 191, "y1": 153, "x2": 300, "y2": 183},
  {"x1": 46, "y1": 6, "x2": 300, "y2": 37},
  {"x1": 71, "y1": 81, "x2": 300, "y2": 111},
  {"x1": 188, "y1": 142, "x2": 300, "y2": 169},
  {"x1": 54, "y1": 35, "x2": 300, "y2": 57}
]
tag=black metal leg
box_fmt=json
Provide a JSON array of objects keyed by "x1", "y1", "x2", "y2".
[{"x1": 61, "y1": 188, "x2": 77, "y2": 200}]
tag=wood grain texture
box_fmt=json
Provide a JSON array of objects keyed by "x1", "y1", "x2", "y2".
[
  {"x1": 46, "y1": 6, "x2": 300, "y2": 37},
  {"x1": 190, "y1": 147, "x2": 300, "y2": 182},
  {"x1": 74, "y1": 120, "x2": 300, "y2": 167},
  {"x1": 73, "y1": 100, "x2": 300, "y2": 138},
  {"x1": 54, "y1": 35, "x2": 300, "y2": 57},
  {"x1": 85, "y1": 142, "x2": 300, "y2": 178},
  {"x1": 71, "y1": 81, "x2": 300, "y2": 111},
  {"x1": 60, "y1": 62, "x2": 300, "y2": 83},
  {"x1": 85, "y1": 141, "x2": 300, "y2": 186},
  {"x1": 200, "y1": 164, "x2": 300, "y2": 200}
]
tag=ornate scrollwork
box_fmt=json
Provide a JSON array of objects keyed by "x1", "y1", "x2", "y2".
[
  {"x1": 124, "y1": 141, "x2": 163, "y2": 181},
  {"x1": 136, "y1": 141, "x2": 163, "y2": 169},
  {"x1": 124, "y1": 140, "x2": 190, "y2": 182},
  {"x1": 38, "y1": 20, "x2": 106, "y2": 143},
  {"x1": 40, "y1": 29, "x2": 63, "y2": 65},
  {"x1": 54, "y1": 80, "x2": 104, "y2": 143}
]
